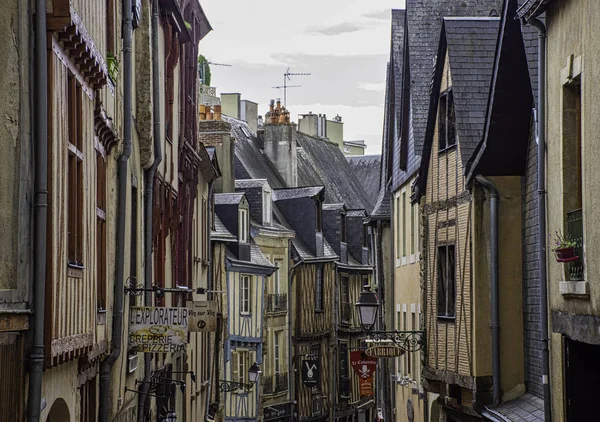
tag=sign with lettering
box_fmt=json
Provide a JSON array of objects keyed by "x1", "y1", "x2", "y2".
[
  {"x1": 350, "y1": 351, "x2": 377, "y2": 379},
  {"x1": 188, "y1": 301, "x2": 217, "y2": 332},
  {"x1": 360, "y1": 377, "x2": 373, "y2": 397},
  {"x1": 129, "y1": 307, "x2": 188, "y2": 353},
  {"x1": 365, "y1": 345, "x2": 405, "y2": 358},
  {"x1": 301, "y1": 359, "x2": 320, "y2": 388}
]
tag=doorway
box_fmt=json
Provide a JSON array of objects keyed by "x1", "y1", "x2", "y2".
[{"x1": 565, "y1": 337, "x2": 600, "y2": 421}]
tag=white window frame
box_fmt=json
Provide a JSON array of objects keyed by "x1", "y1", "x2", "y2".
[
  {"x1": 274, "y1": 330, "x2": 281, "y2": 375},
  {"x1": 263, "y1": 188, "x2": 272, "y2": 224},
  {"x1": 240, "y1": 275, "x2": 251, "y2": 315},
  {"x1": 274, "y1": 259, "x2": 282, "y2": 295},
  {"x1": 239, "y1": 208, "x2": 249, "y2": 243}
]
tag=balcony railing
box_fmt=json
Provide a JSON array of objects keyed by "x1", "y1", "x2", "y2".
[
  {"x1": 341, "y1": 303, "x2": 352, "y2": 324},
  {"x1": 566, "y1": 208, "x2": 585, "y2": 281},
  {"x1": 262, "y1": 372, "x2": 288, "y2": 394},
  {"x1": 267, "y1": 293, "x2": 287, "y2": 313}
]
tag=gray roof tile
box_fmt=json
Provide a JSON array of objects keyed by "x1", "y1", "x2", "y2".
[
  {"x1": 272, "y1": 186, "x2": 324, "y2": 201},
  {"x1": 214, "y1": 192, "x2": 245, "y2": 205},
  {"x1": 346, "y1": 154, "x2": 381, "y2": 209}
]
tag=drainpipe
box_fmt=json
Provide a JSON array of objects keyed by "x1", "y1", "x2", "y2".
[
  {"x1": 287, "y1": 240, "x2": 296, "y2": 420},
  {"x1": 474, "y1": 175, "x2": 500, "y2": 406},
  {"x1": 528, "y1": 17, "x2": 552, "y2": 422},
  {"x1": 98, "y1": 0, "x2": 133, "y2": 420},
  {"x1": 204, "y1": 180, "x2": 214, "y2": 421},
  {"x1": 27, "y1": 0, "x2": 48, "y2": 420},
  {"x1": 138, "y1": 0, "x2": 163, "y2": 419}
]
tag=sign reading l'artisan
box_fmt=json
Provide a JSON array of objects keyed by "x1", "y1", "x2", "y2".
[{"x1": 129, "y1": 306, "x2": 188, "y2": 353}]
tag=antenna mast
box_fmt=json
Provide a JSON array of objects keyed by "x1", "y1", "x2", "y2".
[{"x1": 282, "y1": 68, "x2": 311, "y2": 107}]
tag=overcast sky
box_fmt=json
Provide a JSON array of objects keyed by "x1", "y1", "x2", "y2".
[{"x1": 199, "y1": 0, "x2": 406, "y2": 155}]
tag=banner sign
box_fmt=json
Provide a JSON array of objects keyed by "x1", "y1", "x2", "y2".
[
  {"x1": 360, "y1": 377, "x2": 373, "y2": 397},
  {"x1": 350, "y1": 351, "x2": 377, "y2": 379},
  {"x1": 188, "y1": 301, "x2": 217, "y2": 332},
  {"x1": 301, "y1": 359, "x2": 320, "y2": 388},
  {"x1": 129, "y1": 306, "x2": 188, "y2": 353}
]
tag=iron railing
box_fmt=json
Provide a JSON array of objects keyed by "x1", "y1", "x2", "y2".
[
  {"x1": 267, "y1": 293, "x2": 287, "y2": 312},
  {"x1": 566, "y1": 208, "x2": 585, "y2": 281},
  {"x1": 341, "y1": 303, "x2": 352, "y2": 324},
  {"x1": 262, "y1": 372, "x2": 288, "y2": 394}
]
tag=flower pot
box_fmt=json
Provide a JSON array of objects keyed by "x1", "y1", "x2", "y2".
[{"x1": 555, "y1": 247, "x2": 578, "y2": 262}]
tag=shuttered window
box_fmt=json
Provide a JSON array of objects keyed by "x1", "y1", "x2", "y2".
[
  {"x1": 315, "y1": 265, "x2": 324, "y2": 311},
  {"x1": 437, "y1": 245, "x2": 456, "y2": 318},
  {"x1": 240, "y1": 275, "x2": 251, "y2": 315},
  {"x1": 67, "y1": 74, "x2": 84, "y2": 266}
]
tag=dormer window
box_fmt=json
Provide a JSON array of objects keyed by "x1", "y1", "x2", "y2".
[
  {"x1": 239, "y1": 208, "x2": 249, "y2": 243},
  {"x1": 438, "y1": 89, "x2": 456, "y2": 151},
  {"x1": 263, "y1": 188, "x2": 272, "y2": 225}
]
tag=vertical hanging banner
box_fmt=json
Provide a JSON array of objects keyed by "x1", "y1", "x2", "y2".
[
  {"x1": 360, "y1": 377, "x2": 373, "y2": 397},
  {"x1": 350, "y1": 351, "x2": 377, "y2": 379},
  {"x1": 129, "y1": 306, "x2": 189, "y2": 353},
  {"x1": 301, "y1": 359, "x2": 320, "y2": 388}
]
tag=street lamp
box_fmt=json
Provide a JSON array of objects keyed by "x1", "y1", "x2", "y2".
[
  {"x1": 355, "y1": 285, "x2": 425, "y2": 353},
  {"x1": 219, "y1": 362, "x2": 262, "y2": 392},
  {"x1": 355, "y1": 284, "x2": 379, "y2": 331}
]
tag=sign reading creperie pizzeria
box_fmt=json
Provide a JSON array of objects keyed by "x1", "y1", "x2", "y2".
[{"x1": 129, "y1": 307, "x2": 189, "y2": 353}]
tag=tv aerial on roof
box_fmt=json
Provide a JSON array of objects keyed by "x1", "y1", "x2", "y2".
[{"x1": 276, "y1": 67, "x2": 311, "y2": 107}]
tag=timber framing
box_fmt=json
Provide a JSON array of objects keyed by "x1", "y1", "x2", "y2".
[{"x1": 422, "y1": 191, "x2": 471, "y2": 216}]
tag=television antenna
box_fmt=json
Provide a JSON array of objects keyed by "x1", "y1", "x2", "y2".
[
  {"x1": 272, "y1": 84, "x2": 301, "y2": 99},
  {"x1": 199, "y1": 61, "x2": 232, "y2": 85},
  {"x1": 280, "y1": 68, "x2": 311, "y2": 107}
]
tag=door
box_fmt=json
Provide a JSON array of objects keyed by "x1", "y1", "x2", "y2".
[{"x1": 565, "y1": 337, "x2": 600, "y2": 421}]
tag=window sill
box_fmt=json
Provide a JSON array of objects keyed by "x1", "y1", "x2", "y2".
[
  {"x1": 438, "y1": 144, "x2": 457, "y2": 154},
  {"x1": 437, "y1": 315, "x2": 456, "y2": 323},
  {"x1": 315, "y1": 309, "x2": 324, "y2": 314},
  {"x1": 67, "y1": 262, "x2": 84, "y2": 279},
  {"x1": 240, "y1": 312, "x2": 252, "y2": 317},
  {"x1": 559, "y1": 280, "x2": 589, "y2": 299}
]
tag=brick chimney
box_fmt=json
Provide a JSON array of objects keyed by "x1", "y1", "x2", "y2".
[
  {"x1": 264, "y1": 99, "x2": 297, "y2": 187},
  {"x1": 199, "y1": 104, "x2": 234, "y2": 193}
]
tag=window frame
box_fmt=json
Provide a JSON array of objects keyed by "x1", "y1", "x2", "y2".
[
  {"x1": 315, "y1": 265, "x2": 324, "y2": 312},
  {"x1": 96, "y1": 142, "x2": 107, "y2": 310},
  {"x1": 438, "y1": 89, "x2": 457, "y2": 152},
  {"x1": 240, "y1": 275, "x2": 252, "y2": 315},
  {"x1": 67, "y1": 73, "x2": 84, "y2": 268},
  {"x1": 436, "y1": 244, "x2": 456, "y2": 319},
  {"x1": 273, "y1": 259, "x2": 282, "y2": 295},
  {"x1": 239, "y1": 207, "x2": 249, "y2": 243},
  {"x1": 263, "y1": 188, "x2": 272, "y2": 225},
  {"x1": 274, "y1": 330, "x2": 281, "y2": 375}
]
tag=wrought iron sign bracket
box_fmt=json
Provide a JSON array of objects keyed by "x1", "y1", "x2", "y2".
[
  {"x1": 365, "y1": 330, "x2": 426, "y2": 353},
  {"x1": 218, "y1": 380, "x2": 254, "y2": 393},
  {"x1": 124, "y1": 277, "x2": 199, "y2": 298}
]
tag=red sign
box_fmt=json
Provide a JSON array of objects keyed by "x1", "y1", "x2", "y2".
[
  {"x1": 350, "y1": 351, "x2": 377, "y2": 379},
  {"x1": 360, "y1": 377, "x2": 373, "y2": 396}
]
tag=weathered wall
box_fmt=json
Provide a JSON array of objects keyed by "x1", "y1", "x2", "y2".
[{"x1": 264, "y1": 123, "x2": 297, "y2": 188}]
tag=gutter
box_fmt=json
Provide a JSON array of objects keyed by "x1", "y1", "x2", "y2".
[
  {"x1": 27, "y1": 0, "x2": 48, "y2": 419},
  {"x1": 527, "y1": 17, "x2": 552, "y2": 422},
  {"x1": 98, "y1": 0, "x2": 133, "y2": 419},
  {"x1": 204, "y1": 180, "x2": 214, "y2": 421},
  {"x1": 474, "y1": 175, "x2": 500, "y2": 406},
  {"x1": 137, "y1": 0, "x2": 163, "y2": 419}
]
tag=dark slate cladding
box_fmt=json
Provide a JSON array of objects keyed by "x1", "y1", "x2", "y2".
[
  {"x1": 295, "y1": 131, "x2": 371, "y2": 213},
  {"x1": 225, "y1": 116, "x2": 286, "y2": 188},
  {"x1": 347, "y1": 213, "x2": 367, "y2": 264},
  {"x1": 444, "y1": 17, "x2": 500, "y2": 167},
  {"x1": 236, "y1": 185, "x2": 263, "y2": 225},
  {"x1": 322, "y1": 206, "x2": 343, "y2": 256},
  {"x1": 346, "y1": 155, "x2": 381, "y2": 208},
  {"x1": 297, "y1": 147, "x2": 324, "y2": 187},
  {"x1": 390, "y1": 9, "x2": 408, "y2": 191},
  {"x1": 275, "y1": 195, "x2": 318, "y2": 256}
]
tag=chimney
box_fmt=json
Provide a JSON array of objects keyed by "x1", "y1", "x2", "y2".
[
  {"x1": 220, "y1": 93, "x2": 241, "y2": 119},
  {"x1": 240, "y1": 100, "x2": 259, "y2": 134},
  {"x1": 264, "y1": 99, "x2": 297, "y2": 187},
  {"x1": 199, "y1": 108, "x2": 234, "y2": 193}
]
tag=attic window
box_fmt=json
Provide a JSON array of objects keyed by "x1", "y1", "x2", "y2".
[
  {"x1": 239, "y1": 208, "x2": 249, "y2": 243},
  {"x1": 241, "y1": 126, "x2": 252, "y2": 138},
  {"x1": 263, "y1": 188, "x2": 272, "y2": 225},
  {"x1": 438, "y1": 90, "x2": 456, "y2": 151}
]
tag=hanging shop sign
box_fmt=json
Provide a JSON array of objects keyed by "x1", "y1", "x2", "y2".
[
  {"x1": 360, "y1": 377, "x2": 373, "y2": 397},
  {"x1": 364, "y1": 345, "x2": 405, "y2": 358},
  {"x1": 301, "y1": 359, "x2": 320, "y2": 388},
  {"x1": 188, "y1": 301, "x2": 217, "y2": 332},
  {"x1": 129, "y1": 306, "x2": 189, "y2": 353},
  {"x1": 350, "y1": 351, "x2": 377, "y2": 379}
]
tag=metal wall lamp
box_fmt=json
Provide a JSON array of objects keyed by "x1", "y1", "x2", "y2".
[
  {"x1": 355, "y1": 285, "x2": 426, "y2": 353},
  {"x1": 219, "y1": 362, "x2": 261, "y2": 392}
]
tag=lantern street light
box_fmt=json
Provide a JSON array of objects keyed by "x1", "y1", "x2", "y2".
[
  {"x1": 355, "y1": 285, "x2": 425, "y2": 353},
  {"x1": 219, "y1": 362, "x2": 262, "y2": 392}
]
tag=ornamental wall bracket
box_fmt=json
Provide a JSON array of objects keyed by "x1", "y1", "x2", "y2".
[{"x1": 364, "y1": 330, "x2": 426, "y2": 353}]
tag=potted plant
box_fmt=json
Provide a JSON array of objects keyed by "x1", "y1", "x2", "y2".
[
  {"x1": 551, "y1": 230, "x2": 579, "y2": 262},
  {"x1": 107, "y1": 52, "x2": 119, "y2": 84}
]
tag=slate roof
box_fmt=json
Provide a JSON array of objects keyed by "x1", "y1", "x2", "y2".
[
  {"x1": 295, "y1": 131, "x2": 371, "y2": 212},
  {"x1": 225, "y1": 116, "x2": 286, "y2": 189},
  {"x1": 516, "y1": 0, "x2": 552, "y2": 21},
  {"x1": 214, "y1": 192, "x2": 245, "y2": 205},
  {"x1": 226, "y1": 244, "x2": 277, "y2": 272},
  {"x1": 272, "y1": 186, "x2": 324, "y2": 202},
  {"x1": 235, "y1": 179, "x2": 268, "y2": 189},
  {"x1": 444, "y1": 17, "x2": 501, "y2": 166},
  {"x1": 481, "y1": 393, "x2": 544, "y2": 422},
  {"x1": 211, "y1": 215, "x2": 237, "y2": 242},
  {"x1": 323, "y1": 203, "x2": 346, "y2": 211},
  {"x1": 405, "y1": 0, "x2": 504, "y2": 157},
  {"x1": 346, "y1": 154, "x2": 381, "y2": 208},
  {"x1": 292, "y1": 237, "x2": 338, "y2": 262},
  {"x1": 347, "y1": 210, "x2": 367, "y2": 218}
]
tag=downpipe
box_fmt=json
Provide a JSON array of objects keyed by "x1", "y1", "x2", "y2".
[
  {"x1": 138, "y1": 0, "x2": 163, "y2": 420},
  {"x1": 27, "y1": 0, "x2": 48, "y2": 419},
  {"x1": 98, "y1": 0, "x2": 133, "y2": 420},
  {"x1": 474, "y1": 175, "x2": 500, "y2": 406}
]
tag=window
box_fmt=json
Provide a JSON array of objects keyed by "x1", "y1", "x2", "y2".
[
  {"x1": 437, "y1": 245, "x2": 456, "y2": 318},
  {"x1": 239, "y1": 208, "x2": 249, "y2": 243},
  {"x1": 274, "y1": 259, "x2": 282, "y2": 295},
  {"x1": 341, "y1": 277, "x2": 350, "y2": 304},
  {"x1": 315, "y1": 265, "x2": 324, "y2": 311},
  {"x1": 202, "y1": 197, "x2": 208, "y2": 261},
  {"x1": 68, "y1": 74, "x2": 84, "y2": 266},
  {"x1": 96, "y1": 148, "x2": 107, "y2": 309},
  {"x1": 263, "y1": 189, "x2": 272, "y2": 224},
  {"x1": 402, "y1": 192, "x2": 407, "y2": 258},
  {"x1": 106, "y1": 0, "x2": 115, "y2": 54},
  {"x1": 232, "y1": 351, "x2": 249, "y2": 387},
  {"x1": 339, "y1": 342, "x2": 350, "y2": 397},
  {"x1": 410, "y1": 204, "x2": 415, "y2": 256},
  {"x1": 240, "y1": 275, "x2": 251, "y2": 314},
  {"x1": 438, "y1": 90, "x2": 456, "y2": 151},
  {"x1": 274, "y1": 331, "x2": 281, "y2": 374},
  {"x1": 395, "y1": 196, "x2": 401, "y2": 259}
]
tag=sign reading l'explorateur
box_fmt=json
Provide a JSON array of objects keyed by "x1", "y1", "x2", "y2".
[{"x1": 129, "y1": 307, "x2": 189, "y2": 353}]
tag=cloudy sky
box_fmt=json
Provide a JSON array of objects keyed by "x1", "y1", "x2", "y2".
[{"x1": 199, "y1": 0, "x2": 406, "y2": 154}]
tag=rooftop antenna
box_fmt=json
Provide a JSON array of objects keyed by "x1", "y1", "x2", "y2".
[
  {"x1": 272, "y1": 84, "x2": 301, "y2": 99},
  {"x1": 281, "y1": 67, "x2": 311, "y2": 107},
  {"x1": 199, "y1": 61, "x2": 232, "y2": 85}
]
